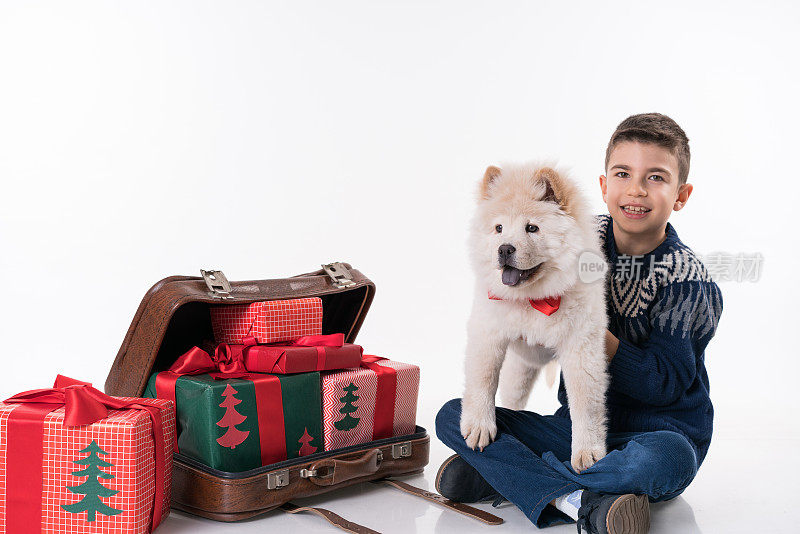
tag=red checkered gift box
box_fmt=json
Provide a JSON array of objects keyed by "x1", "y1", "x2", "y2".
[
  {"x1": 0, "y1": 376, "x2": 175, "y2": 534},
  {"x1": 210, "y1": 297, "x2": 323, "y2": 344},
  {"x1": 321, "y1": 356, "x2": 419, "y2": 451}
]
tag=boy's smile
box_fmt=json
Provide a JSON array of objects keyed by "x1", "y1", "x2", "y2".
[{"x1": 599, "y1": 141, "x2": 693, "y2": 256}]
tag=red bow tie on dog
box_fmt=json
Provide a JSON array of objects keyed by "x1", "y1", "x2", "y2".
[{"x1": 488, "y1": 291, "x2": 562, "y2": 316}]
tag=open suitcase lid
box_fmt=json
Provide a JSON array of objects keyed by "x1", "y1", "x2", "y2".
[{"x1": 105, "y1": 262, "x2": 375, "y2": 397}]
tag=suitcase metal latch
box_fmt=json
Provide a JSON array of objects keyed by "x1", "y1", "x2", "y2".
[
  {"x1": 391, "y1": 442, "x2": 412, "y2": 459},
  {"x1": 201, "y1": 269, "x2": 234, "y2": 299},
  {"x1": 299, "y1": 468, "x2": 319, "y2": 478},
  {"x1": 322, "y1": 262, "x2": 355, "y2": 289},
  {"x1": 267, "y1": 469, "x2": 289, "y2": 489}
]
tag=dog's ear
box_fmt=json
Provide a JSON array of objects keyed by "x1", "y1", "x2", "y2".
[
  {"x1": 534, "y1": 167, "x2": 563, "y2": 206},
  {"x1": 481, "y1": 165, "x2": 502, "y2": 199}
]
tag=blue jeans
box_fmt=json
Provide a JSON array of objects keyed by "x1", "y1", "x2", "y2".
[{"x1": 435, "y1": 398, "x2": 699, "y2": 528}]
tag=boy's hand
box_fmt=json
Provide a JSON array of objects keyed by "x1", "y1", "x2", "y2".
[{"x1": 605, "y1": 330, "x2": 619, "y2": 362}]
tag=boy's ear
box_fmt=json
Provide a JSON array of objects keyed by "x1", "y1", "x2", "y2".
[
  {"x1": 674, "y1": 183, "x2": 693, "y2": 211},
  {"x1": 599, "y1": 174, "x2": 607, "y2": 203},
  {"x1": 481, "y1": 165, "x2": 502, "y2": 199}
]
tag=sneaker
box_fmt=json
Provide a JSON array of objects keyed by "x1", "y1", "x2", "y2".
[
  {"x1": 576, "y1": 490, "x2": 650, "y2": 534},
  {"x1": 434, "y1": 454, "x2": 506, "y2": 507}
]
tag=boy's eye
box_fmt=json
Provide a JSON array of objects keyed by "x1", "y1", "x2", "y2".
[
  {"x1": 526, "y1": 224, "x2": 539, "y2": 233},
  {"x1": 649, "y1": 175, "x2": 664, "y2": 181},
  {"x1": 495, "y1": 224, "x2": 503, "y2": 233},
  {"x1": 615, "y1": 171, "x2": 629, "y2": 178}
]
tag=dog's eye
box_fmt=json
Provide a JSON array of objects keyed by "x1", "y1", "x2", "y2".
[
  {"x1": 526, "y1": 224, "x2": 539, "y2": 233},
  {"x1": 495, "y1": 224, "x2": 503, "y2": 233}
]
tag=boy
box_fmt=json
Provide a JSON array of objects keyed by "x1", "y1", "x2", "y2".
[{"x1": 434, "y1": 113, "x2": 723, "y2": 533}]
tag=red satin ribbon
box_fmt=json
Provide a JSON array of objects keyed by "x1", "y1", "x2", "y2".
[
  {"x1": 169, "y1": 343, "x2": 250, "y2": 376},
  {"x1": 285, "y1": 333, "x2": 345, "y2": 370},
  {"x1": 248, "y1": 374, "x2": 286, "y2": 465},
  {"x1": 154, "y1": 343, "x2": 289, "y2": 463},
  {"x1": 158, "y1": 335, "x2": 348, "y2": 379},
  {"x1": 155, "y1": 342, "x2": 254, "y2": 430},
  {"x1": 360, "y1": 355, "x2": 397, "y2": 440},
  {"x1": 288, "y1": 333, "x2": 345, "y2": 347},
  {"x1": 488, "y1": 291, "x2": 562, "y2": 316},
  {"x1": 3, "y1": 375, "x2": 168, "y2": 533}
]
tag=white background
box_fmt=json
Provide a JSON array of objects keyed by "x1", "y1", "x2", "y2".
[{"x1": 1, "y1": 2, "x2": 797, "y2": 533}]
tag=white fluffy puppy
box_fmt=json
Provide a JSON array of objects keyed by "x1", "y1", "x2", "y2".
[{"x1": 460, "y1": 162, "x2": 610, "y2": 473}]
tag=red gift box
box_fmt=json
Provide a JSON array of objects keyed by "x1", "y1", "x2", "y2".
[
  {"x1": 0, "y1": 375, "x2": 175, "y2": 534},
  {"x1": 210, "y1": 297, "x2": 323, "y2": 344},
  {"x1": 220, "y1": 334, "x2": 363, "y2": 374},
  {"x1": 321, "y1": 355, "x2": 419, "y2": 451}
]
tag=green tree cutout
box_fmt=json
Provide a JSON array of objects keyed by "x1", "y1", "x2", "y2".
[
  {"x1": 61, "y1": 440, "x2": 123, "y2": 522},
  {"x1": 333, "y1": 382, "x2": 360, "y2": 431}
]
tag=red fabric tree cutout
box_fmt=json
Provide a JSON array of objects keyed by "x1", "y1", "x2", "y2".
[
  {"x1": 216, "y1": 383, "x2": 250, "y2": 449},
  {"x1": 298, "y1": 427, "x2": 318, "y2": 456}
]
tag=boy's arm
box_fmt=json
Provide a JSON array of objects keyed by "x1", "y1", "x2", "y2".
[
  {"x1": 604, "y1": 280, "x2": 723, "y2": 406},
  {"x1": 604, "y1": 330, "x2": 619, "y2": 361}
]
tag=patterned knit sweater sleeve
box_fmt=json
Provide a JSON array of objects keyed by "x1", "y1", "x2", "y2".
[{"x1": 608, "y1": 278, "x2": 724, "y2": 406}]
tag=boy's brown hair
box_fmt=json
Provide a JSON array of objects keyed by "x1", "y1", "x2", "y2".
[{"x1": 605, "y1": 113, "x2": 691, "y2": 185}]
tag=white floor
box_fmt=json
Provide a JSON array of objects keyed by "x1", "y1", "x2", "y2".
[{"x1": 155, "y1": 435, "x2": 796, "y2": 534}]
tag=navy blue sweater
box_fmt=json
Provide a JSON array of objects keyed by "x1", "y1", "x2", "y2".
[{"x1": 555, "y1": 214, "x2": 723, "y2": 465}]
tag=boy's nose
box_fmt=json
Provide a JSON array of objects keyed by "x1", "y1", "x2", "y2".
[{"x1": 626, "y1": 179, "x2": 647, "y2": 196}]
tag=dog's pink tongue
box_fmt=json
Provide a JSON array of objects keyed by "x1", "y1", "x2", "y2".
[{"x1": 502, "y1": 267, "x2": 521, "y2": 286}]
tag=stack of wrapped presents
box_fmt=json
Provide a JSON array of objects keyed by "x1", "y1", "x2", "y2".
[
  {"x1": 144, "y1": 296, "x2": 420, "y2": 472},
  {"x1": 0, "y1": 296, "x2": 419, "y2": 533}
]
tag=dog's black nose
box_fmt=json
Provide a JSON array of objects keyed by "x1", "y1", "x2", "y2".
[{"x1": 498, "y1": 244, "x2": 516, "y2": 263}]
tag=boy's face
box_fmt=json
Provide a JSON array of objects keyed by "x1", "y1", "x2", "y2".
[{"x1": 599, "y1": 141, "x2": 692, "y2": 237}]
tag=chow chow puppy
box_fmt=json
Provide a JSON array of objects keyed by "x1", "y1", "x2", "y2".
[{"x1": 460, "y1": 162, "x2": 609, "y2": 473}]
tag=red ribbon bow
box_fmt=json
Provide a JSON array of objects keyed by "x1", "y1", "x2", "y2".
[
  {"x1": 3, "y1": 375, "x2": 168, "y2": 533},
  {"x1": 169, "y1": 344, "x2": 249, "y2": 377}
]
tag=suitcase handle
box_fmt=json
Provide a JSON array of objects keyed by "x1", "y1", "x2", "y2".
[{"x1": 303, "y1": 448, "x2": 382, "y2": 486}]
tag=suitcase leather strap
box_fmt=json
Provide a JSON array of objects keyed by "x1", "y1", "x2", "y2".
[
  {"x1": 279, "y1": 502, "x2": 380, "y2": 534},
  {"x1": 305, "y1": 448, "x2": 382, "y2": 486},
  {"x1": 372, "y1": 479, "x2": 504, "y2": 525}
]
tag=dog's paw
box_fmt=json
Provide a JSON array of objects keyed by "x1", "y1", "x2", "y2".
[
  {"x1": 460, "y1": 408, "x2": 497, "y2": 452},
  {"x1": 571, "y1": 446, "x2": 606, "y2": 474}
]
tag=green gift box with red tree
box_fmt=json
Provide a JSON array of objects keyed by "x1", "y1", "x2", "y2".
[{"x1": 144, "y1": 371, "x2": 322, "y2": 472}]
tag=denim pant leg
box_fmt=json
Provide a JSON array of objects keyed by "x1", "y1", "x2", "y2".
[
  {"x1": 539, "y1": 426, "x2": 700, "y2": 503},
  {"x1": 435, "y1": 398, "x2": 583, "y2": 528}
]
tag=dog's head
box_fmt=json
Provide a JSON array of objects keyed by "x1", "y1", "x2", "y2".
[{"x1": 469, "y1": 162, "x2": 593, "y2": 299}]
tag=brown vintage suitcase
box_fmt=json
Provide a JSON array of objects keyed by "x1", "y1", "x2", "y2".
[{"x1": 104, "y1": 263, "x2": 501, "y2": 532}]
